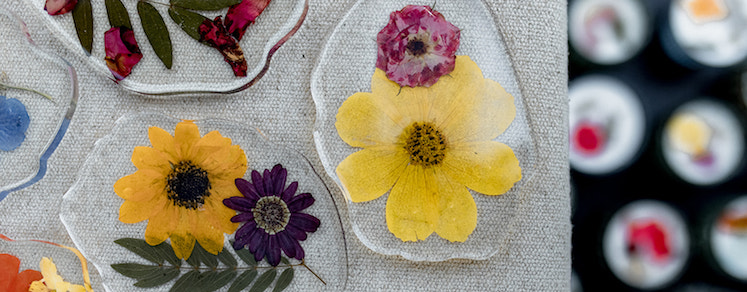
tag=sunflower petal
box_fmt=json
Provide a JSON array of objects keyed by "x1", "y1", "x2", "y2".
[
  {"x1": 114, "y1": 169, "x2": 165, "y2": 202},
  {"x1": 131, "y1": 146, "x2": 171, "y2": 172},
  {"x1": 171, "y1": 209, "x2": 197, "y2": 259},
  {"x1": 174, "y1": 121, "x2": 201, "y2": 158},
  {"x1": 336, "y1": 147, "x2": 409, "y2": 202},
  {"x1": 442, "y1": 141, "x2": 521, "y2": 196},
  {"x1": 119, "y1": 196, "x2": 167, "y2": 224},
  {"x1": 335, "y1": 92, "x2": 407, "y2": 147},
  {"x1": 145, "y1": 204, "x2": 179, "y2": 246},
  {"x1": 148, "y1": 126, "x2": 177, "y2": 160},
  {"x1": 433, "y1": 169, "x2": 477, "y2": 242},
  {"x1": 385, "y1": 165, "x2": 438, "y2": 241}
]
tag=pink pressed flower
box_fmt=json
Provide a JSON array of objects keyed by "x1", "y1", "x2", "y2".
[
  {"x1": 199, "y1": 16, "x2": 248, "y2": 77},
  {"x1": 104, "y1": 27, "x2": 143, "y2": 81},
  {"x1": 376, "y1": 5, "x2": 460, "y2": 87},
  {"x1": 225, "y1": 0, "x2": 272, "y2": 41},
  {"x1": 44, "y1": 0, "x2": 77, "y2": 16}
]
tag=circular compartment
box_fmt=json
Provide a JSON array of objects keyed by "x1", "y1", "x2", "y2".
[
  {"x1": 708, "y1": 195, "x2": 747, "y2": 282},
  {"x1": 602, "y1": 200, "x2": 690, "y2": 290},
  {"x1": 660, "y1": 98, "x2": 745, "y2": 186},
  {"x1": 569, "y1": 0, "x2": 651, "y2": 66},
  {"x1": 569, "y1": 75, "x2": 647, "y2": 176}
]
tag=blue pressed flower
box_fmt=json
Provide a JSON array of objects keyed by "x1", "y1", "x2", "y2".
[{"x1": 0, "y1": 95, "x2": 30, "y2": 151}]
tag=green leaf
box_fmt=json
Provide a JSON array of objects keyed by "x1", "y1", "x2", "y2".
[
  {"x1": 249, "y1": 269, "x2": 277, "y2": 292},
  {"x1": 133, "y1": 267, "x2": 180, "y2": 288},
  {"x1": 217, "y1": 248, "x2": 238, "y2": 268},
  {"x1": 198, "y1": 270, "x2": 237, "y2": 292},
  {"x1": 228, "y1": 270, "x2": 257, "y2": 292},
  {"x1": 111, "y1": 263, "x2": 160, "y2": 279},
  {"x1": 280, "y1": 257, "x2": 289, "y2": 265},
  {"x1": 170, "y1": 0, "x2": 242, "y2": 11},
  {"x1": 169, "y1": 270, "x2": 200, "y2": 292},
  {"x1": 272, "y1": 268, "x2": 294, "y2": 292},
  {"x1": 104, "y1": 0, "x2": 132, "y2": 29},
  {"x1": 72, "y1": 0, "x2": 93, "y2": 54},
  {"x1": 168, "y1": 6, "x2": 208, "y2": 41},
  {"x1": 153, "y1": 242, "x2": 181, "y2": 267},
  {"x1": 234, "y1": 248, "x2": 257, "y2": 266},
  {"x1": 137, "y1": 1, "x2": 173, "y2": 69},
  {"x1": 114, "y1": 238, "x2": 163, "y2": 264},
  {"x1": 186, "y1": 241, "x2": 219, "y2": 269}
]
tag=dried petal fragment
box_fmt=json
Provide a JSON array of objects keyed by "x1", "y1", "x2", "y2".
[
  {"x1": 376, "y1": 5, "x2": 460, "y2": 87},
  {"x1": 224, "y1": 0, "x2": 272, "y2": 41},
  {"x1": 45, "y1": 0, "x2": 78, "y2": 16},
  {"x1": 104, "y1": 27, "x2": 143, "y2": 81},
  {"x1": 199, "y1": 16, "x2": 248, "y2": 77}
]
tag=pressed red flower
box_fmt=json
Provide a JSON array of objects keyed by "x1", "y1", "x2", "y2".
[
  {"x1": 199, "y1": 16, "x2": 248, "y2": 77},
  {"x1": 0, "y1": 254, "x2": 43, "y2": 292},
  {"x1": 225, "y1": 0, "x2": 272, "y2": 41},
  {"x1": 376, "y1": 5, "x2": 460, "y2": 87},
  {"x1": 104, "y1": 27, "x2": 143, "y2": 81},
  {"x1": 44, "y1": 0, "x2": 77, "y2": 16},
  {"x1": 627, "y1": 221, "x2": 671, "y2": 263},
  {"x1": 224, "y1": 164, "x2": 320, "y2": 266}
]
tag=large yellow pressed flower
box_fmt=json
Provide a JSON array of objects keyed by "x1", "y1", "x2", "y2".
[
  {"x1": 115, "y1": 120, "x2": 247, "y2": 259},
  {"x1": 335, "y1": 55, "x2": 522, "y2": 242}
]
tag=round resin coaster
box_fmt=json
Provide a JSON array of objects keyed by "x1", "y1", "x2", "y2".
[
  {"x1": 311, "y1": 0, "x2": 535, "y2": 261},
  {"x1": 23, "y1": 0, "x2": 307, "y2": 95},
  {"x1": 708, "y1": 196, "x2": 747, "y2": 282},
  {"x1": 60, "y1": 112, "x2": 347, "y2": 291},
  {"x1": 0, "y1": 8, "x2": 77, "y2": 199}
]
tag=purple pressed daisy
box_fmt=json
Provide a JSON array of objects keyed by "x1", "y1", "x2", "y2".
[
  {"x1": 224, "y1": 164, "x2": 320, "y2": 266},
  {"x1": 376, "y1": 5, "x2": 460, "y2": 88}
]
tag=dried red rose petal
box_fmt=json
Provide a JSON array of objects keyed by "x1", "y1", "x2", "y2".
[
  {"x1": 199, "y1": 16, "x2": 248, "y2": 77},
  {"x1": 376, "y1": 5, "x2": 460, "y2": 87},
  {"x1": 225, "y1": 0, "x2": 272, "y2": 41},
  {"x1": 45, "y1": 0, "x2": 78, "y2": 16},
  {"x1": 104, "y1": 27, "x2": 143, "y2": 81}
]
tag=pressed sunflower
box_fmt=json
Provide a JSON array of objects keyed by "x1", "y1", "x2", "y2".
[
  {"x1": 115, "y1": 120, "x2": 247, "y2": 259},
  {"x1": 335, "y1": 55, "x2": 521, "y2": 242}
]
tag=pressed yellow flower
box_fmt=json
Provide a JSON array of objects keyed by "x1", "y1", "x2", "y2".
[
  {"x1": 115, "y1": 120, "x2": 247, "y2": 259},
  {"x1": 335, "y1": 55, "x2": 522, "y2": 242},
  {"x1": 28, "y1": 257, "x2": 86, "y2": 292}
]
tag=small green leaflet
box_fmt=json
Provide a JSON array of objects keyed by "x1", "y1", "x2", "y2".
[
  {"x1": 168, "y1": 6, "x2": 209, "y2": 42},
  {"x1": 137, "y1": 1, "x2": 173, "y2": 69},
  {"x1": 170, "y1": 0, "x2": 242, "y2": 11},
  {"x1": 112, "y1": 238, "x2": 296, "y2": 291},
  {"x1": 71, "y1": 0, "x2": 93, "y2": 54},
  {"x1": 104, "y1": 0, "x2": 132, "y2": 29}
]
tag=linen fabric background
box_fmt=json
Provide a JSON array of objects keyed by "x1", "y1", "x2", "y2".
[{"x1": 0, "y1": 0, "x2": 570, "y2": 291}]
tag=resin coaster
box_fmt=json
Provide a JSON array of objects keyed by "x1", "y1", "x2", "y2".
[
  {"x1": 311, "y1": 0, "x2": 535, "y2": 261},
  {"x1": 60, "y1": 112, "x2": 347, "y2": 291}
]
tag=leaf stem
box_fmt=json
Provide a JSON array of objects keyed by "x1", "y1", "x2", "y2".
[
  {"x1": 0, "y1": 81, "x2": 55, "y2": 102},
  {"x1": 301, "y1": 259, "x2": 326, "y2": 285},
  {"x1": 141, "y1": 0, "x2": 170, "y2": 8}
]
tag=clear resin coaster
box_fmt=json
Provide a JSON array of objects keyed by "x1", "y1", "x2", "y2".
[
  {"x1": 60, "y1": 112, "x2": 347, "y2": 291},
  {"x1": 24, "y1": 0, "x2": 307, "y2": 96},
  {"x1": 0, "y1": 8, "x2": 77, "y2": 200},
  {"x1": 311, "y1": 0, "x2": 535, "y2": 261}
]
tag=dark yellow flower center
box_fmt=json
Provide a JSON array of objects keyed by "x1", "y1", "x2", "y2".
[
  {"x1": 253, "y1": 196, "x2": 291, "y2": 235},
  {"x1": 166, "y1": 161, "x2": 211, "y2": 210},
  {"x1": 403, "y1": 122, "x2": 447, "y2": 167}
]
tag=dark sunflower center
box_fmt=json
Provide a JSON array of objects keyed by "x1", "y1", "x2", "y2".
[
  {"x1": 252, "y1": 196, "x2": 291, "y2": 235},
  {"x1": 166, "y1": 161, "x2": 211, "y2": 210},
  {"x1": 403, "y1": 122, "x2": 447, "y2": 167},
  {"x1": 406, "y1": 38, "x2": 428, "y2": 57}
]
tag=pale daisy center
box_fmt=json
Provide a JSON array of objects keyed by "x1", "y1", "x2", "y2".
[
  {"x1": 406, "y1": 31, "x2": 432, "y2": 57},
  {"x1": 403, "y1": 122, "x2": 447, "y2": 167},
  {"x1": 253, "y1": 196, "x2": 291, "y2": 235},
  {"x1": 166, "y1": 161, "x2": 211, "y2": 210}
]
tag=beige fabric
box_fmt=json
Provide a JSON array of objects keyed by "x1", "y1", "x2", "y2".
[{"x1": 0, "y1": 0, "x2": 570, "y2": 290}]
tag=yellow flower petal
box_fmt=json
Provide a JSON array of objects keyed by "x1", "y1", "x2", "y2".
[
  {"x1": 337, "y1": 146, "x2": 409, "y2": 202},
  {"x1": 385, "y1": 165, "x2": 438, "y2": 241},
  {"x1": 148, "y1": 126, "x2": 177, "y2": 161},
  {"x1": 170, "y1": 209, "x2": 197, "y2": 259},
  {"x1": 119, "y1": 196, "x2": 167, "y2": 224},
  {"x1": 203, "y1": 190, "x2": 240, "y2": 233},
  {"x1": 131, "y1": 146, "x2": 171, "y2": 173},
  {"x1": 145, "y1": 204, "x2": 179, "y2": 246},
  {"x1": 433, "y1": 169, "x2": 477, "y2": 242},
  {"x1": 114, "y1": 169, "x2": 165, "y2": 202},
  {"x1": 442, "y1": 141, "x2": 521, "y2": 196},
  {"x1": 193, "y1": 209, "x2": 227, "y2": 255},
  {"x1": 174, "y1": 121, "x2": 201, "y2": 158},
  {"x1": 335, "y1": 92, "x2": 408, "y2": 147}
]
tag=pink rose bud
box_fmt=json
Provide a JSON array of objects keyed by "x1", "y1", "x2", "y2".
[
  {"x1": 224, "y1": 0, "x2": 272, "y2": 41},
  {"x1": 199, "y1": 16, "x2": 248, "y2": 77},
  {"x1": 45, "y1": 0, "x2": 78, "y2": 15},
  {"x1": 104, "y1": 27, "x2": 143, "y2": 81}
]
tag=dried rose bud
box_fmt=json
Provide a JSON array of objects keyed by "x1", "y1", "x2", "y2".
[
  {"x1": 225, "y1": 0, "x2": 272, "y2": 41},
  {"x1": 376, "y1": 5, "x2": 460, "y2": 87},
  {"x1": 104, "y1": 27, "x2": 143, "y2": 81},
  {"x1": 199, "y1": 16, "x2": 248, "y2": 77},
  {"x1": 44, "y1": 0, "x2": 78, "y2": 15}
]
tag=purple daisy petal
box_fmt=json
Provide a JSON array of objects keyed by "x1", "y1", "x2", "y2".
[
  {"x1": 262, "y1": 169, "x2": 273, "y2": 196},
  {"x1": 289, "y1": 213, "x2": 321, "y2": 233},
  {"x1": 287, "y1": 192, "x2": 314, "y2": 213},
  {"x1": 235, "y1": 221, "x2": 257, "y2": 242},
  {"x1": 266, "y1": 235, "x2": 281, "y2": 266},
  {"x1": 282, "y1": 181, "x2": 298, "y2": 202},
  {"x1": 277, "y1": 231, "x2": 298, "y2": 259},
  {"x1": 235, "y1": 178, "x2": 260, "y2": 200},
  {"x1": 230, "y1": 212, "x2": 255, "y2": 223},
  {"x1": 271, "y1": 164, "x2": 287, "y2": 195},
  {"x1": 251, "y1": 170, "x2": 265, "y2": 197},
  {"x1": 284, "y1": 224, "x2": 308, "y2": 241},
  {"x1": 252, "y1": 232, "x2": 268, "y2": 262},
  {"x1": 223, "y1": 196, "x2": 256, "y2": 213}
]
